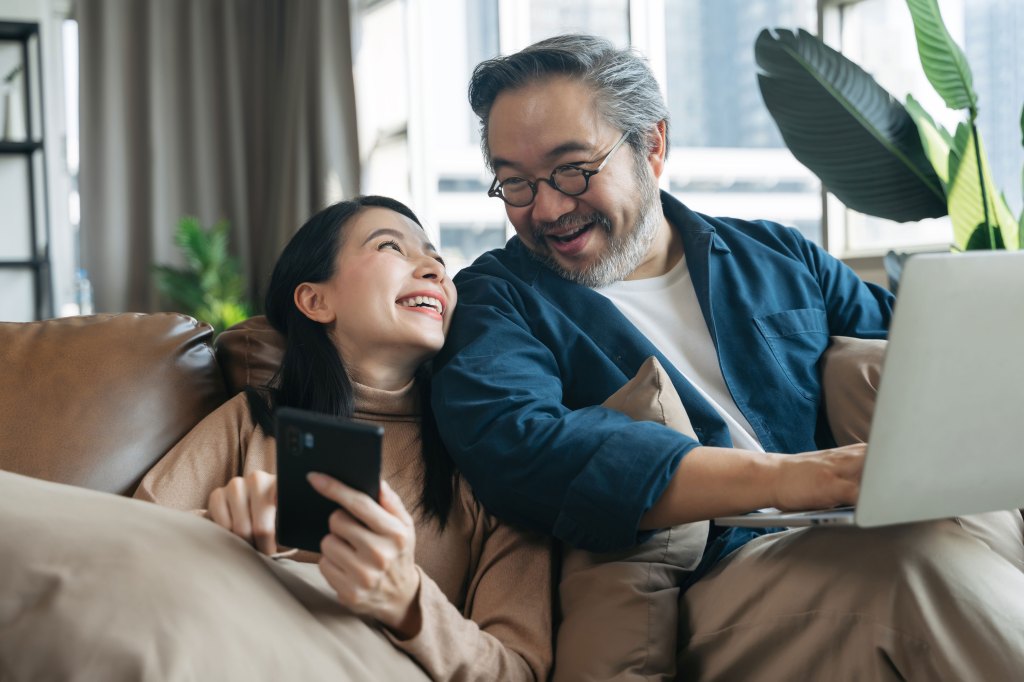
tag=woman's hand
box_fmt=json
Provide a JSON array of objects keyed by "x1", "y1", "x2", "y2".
[
  {"x1": 307, "y1": 473, "x2": 422, "y2": 639},
  {"x1": 207, "y1": 470, "x2": 278, "y2": 555},
  {"x1": 769, "y1": 442, "x2": 866, "y2": 512}
]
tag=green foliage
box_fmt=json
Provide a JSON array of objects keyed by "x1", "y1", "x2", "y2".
[
  {"x1": 906, "y1": 0, "x2": 977, "y2": 112},
  {"x1": 944, "y1": 122, "x2": 1019, "y2": 250},
  {"x1": 754, "y1": 28, "x2": 947, "y2": 222},
  {"x1": 153, "y1": 216, "x2": 252, "y2": 334},
  {"x1": 756, "y1": 1, "x2": 1023, "y2": 252},
  {"x1": 904, "y1": 94, "x2": 956, "y2": 187}
]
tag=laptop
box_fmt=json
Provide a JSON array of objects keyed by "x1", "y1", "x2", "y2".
[{"x1": 715, "y1": 250, "x2": 1024, "y2": 528}]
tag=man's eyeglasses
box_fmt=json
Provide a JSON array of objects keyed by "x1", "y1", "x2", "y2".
[{"x1": 487, "y1": 131, "x2": 631, "y2": 208}]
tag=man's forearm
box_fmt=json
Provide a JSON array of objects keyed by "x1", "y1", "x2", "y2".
[
  {"x1": 638, "y1": 443, "x2": 864, "y2": 530},
  {"x1": 639, "y1": 446, "x2": 781, "y2": 529}
]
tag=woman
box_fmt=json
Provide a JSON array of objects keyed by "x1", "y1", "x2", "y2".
[{"x1": 133, "y1": 196, "x2": 552, "y2": 681}]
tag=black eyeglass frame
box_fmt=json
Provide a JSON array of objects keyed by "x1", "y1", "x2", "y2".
[{"x1": 486, "y1": 130, "x2": 631, "y2": 207}]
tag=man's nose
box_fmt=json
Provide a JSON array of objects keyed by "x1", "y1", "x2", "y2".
[{"x1": 531, "y1": 180, "x2": 577, "y2": 224}]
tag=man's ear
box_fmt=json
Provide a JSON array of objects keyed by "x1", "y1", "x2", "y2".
[
  {"x1": 646, "y1": 120, "x2": 668, "y2": 179},
  {"x1": 294, "y1": 283, "x2": 336, "y2": 324}
]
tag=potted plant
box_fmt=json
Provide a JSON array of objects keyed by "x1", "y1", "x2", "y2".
[
  {"x1": 153, "y1": 216, "x2": 252, "y2": 335},
  {"x1": 754, "y1": 0, "x2": 1023, "y2": 259}
]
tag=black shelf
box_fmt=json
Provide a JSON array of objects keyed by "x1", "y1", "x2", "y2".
[
  {"x1": 0, "y1": 21, "x2": 36, "y2": 40},
  {"x1": 0, "y1": 140, "x2": 43, "y2": 154},
  {"x1": 1, "y1": 19, "x2": 51, "y2": 320}
]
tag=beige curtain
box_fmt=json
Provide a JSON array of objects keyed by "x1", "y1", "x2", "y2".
[{"x1": 76, "y1": 0, "x2": 360, "y2": 313}]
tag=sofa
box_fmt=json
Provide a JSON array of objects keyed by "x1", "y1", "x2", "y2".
[
  {"x1": 1, "y1": 312, "x2": 441, "y2": 680},
  {"x1": 0, "y1": 312, "x2": 283, "y2": 496},
  {"x1": 0, "y1": 312, "x2": 888, "y2": 680}
]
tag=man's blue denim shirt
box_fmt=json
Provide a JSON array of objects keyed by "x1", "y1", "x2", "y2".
[{"x1": 432, "y1": 192, "x2": 894, "y2": 576}]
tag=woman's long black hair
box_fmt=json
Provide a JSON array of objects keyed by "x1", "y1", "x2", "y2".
[{"x1": 245, "y1": 195, "x2": 457, "y2": 528}]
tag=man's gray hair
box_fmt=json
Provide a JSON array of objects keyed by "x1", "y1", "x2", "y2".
[{"x1": 468, "y1": 34, "x2": 670, "y2": 170}]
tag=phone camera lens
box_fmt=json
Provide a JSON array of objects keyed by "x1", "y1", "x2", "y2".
[{"x1": 286, "y1": 427, "x2": 300, "y2": 454}]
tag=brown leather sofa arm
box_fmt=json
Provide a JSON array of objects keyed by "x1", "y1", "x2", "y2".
[{"x1": 0, "y1": 313, "x2": 227, "y2": 495}]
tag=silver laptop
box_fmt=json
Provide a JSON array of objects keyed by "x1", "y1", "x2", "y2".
[{"x1": 715, "y1": 250, "x2": 1024, "y2": 528}]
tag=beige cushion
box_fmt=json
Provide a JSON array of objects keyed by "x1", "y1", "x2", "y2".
[
  {"x1": 554, "y1": 356, "x2": 708, "y2": 681},
  {"x1": 0, "y1": 313, "x2": 226, "y2": 495},
  {"x1": 554, "y1": 343, "x2": 886, "y2": 680},
  {"x1": 821, "y1": 336, "x2": 886, "y2": 446},
  {"x1": 602, "y1": 355, "x2": 697, "y2": 439},
  {"x1": 0, "y1": 470, "x2": 429, "y2": 681}
]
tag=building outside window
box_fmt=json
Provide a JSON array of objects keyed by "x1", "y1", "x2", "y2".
[
  {"x1": 373, "y1": 0, "x2": 1023, "y2": 275},
  {"x1": 662, "y1": 0, "x2": 821, "y2": 243},
  {"x1": 30, "y1": 0, "x2": 1024, "y2": 322}
]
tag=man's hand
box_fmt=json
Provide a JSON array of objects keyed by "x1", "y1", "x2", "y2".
[
  {"x1": 768, "y1": 443, "x2": 865, "y2": 512},
  {"x1": 207, "y1": 470, "x2": 278, "y2": 555},
  {"x1": 640, "y1": 443, "x2": 866, "y2": 529}
]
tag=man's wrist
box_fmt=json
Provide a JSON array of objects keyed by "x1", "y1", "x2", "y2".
[{"x1": 761, "y1": 451, "x2": 786, "y2": 510}]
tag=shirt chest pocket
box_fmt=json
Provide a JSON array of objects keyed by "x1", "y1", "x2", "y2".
[{"x1": 753, "y1": 308, "x2": 830, "y2": 401}]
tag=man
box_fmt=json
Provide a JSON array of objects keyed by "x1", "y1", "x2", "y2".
[{"x1": 432, "y1": 34, "x2": 1024, "y2": 680}]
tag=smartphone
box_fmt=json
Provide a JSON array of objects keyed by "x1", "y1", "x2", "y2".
[{"x1": 275, "y1": 406, "x2": 383, "y2": 552}]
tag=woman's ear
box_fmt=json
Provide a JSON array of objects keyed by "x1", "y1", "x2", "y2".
[{"x1": 294, "y1": 283, "x2": 336, "y2": 324}]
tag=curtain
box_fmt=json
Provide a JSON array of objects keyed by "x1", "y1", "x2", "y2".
[{"x1": 76, "y1": 0, "x2": 360, "y2": 313}]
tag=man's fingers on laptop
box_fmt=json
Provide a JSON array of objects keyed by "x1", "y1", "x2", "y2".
[{"x1": 771, "y1": 443, "x2": 865, "y2": 511}]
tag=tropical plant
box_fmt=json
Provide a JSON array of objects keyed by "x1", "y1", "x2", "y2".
[
  {"x1": 754, "y1": 0, "x2": 1023, "y2": 252},
  {"x1": 153, "y1": 216, "x2": 252, "y2": 334}
]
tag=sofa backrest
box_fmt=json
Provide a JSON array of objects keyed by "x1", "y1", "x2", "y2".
[
  {"x1": 0, "y1": 313, "x2": 227, "y2": 495},
  {"x1": 214, "y1": 315, "x2": 285, "y2": 396}
]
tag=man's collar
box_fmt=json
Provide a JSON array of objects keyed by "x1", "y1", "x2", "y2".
[{"x1": 660, "y1": 190, "x2": 732, "y2": 254}]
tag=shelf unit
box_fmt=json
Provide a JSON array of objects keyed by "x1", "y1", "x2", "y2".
[{"x1": 1, "y1": 20, "x2": 51, "y2": 321}]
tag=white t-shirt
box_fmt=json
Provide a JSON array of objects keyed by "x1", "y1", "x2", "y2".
[{"x1": 596, "y1": 256, "x2": 764, "y2": 452}]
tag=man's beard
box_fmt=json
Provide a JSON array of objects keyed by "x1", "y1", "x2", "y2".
[{"x1": 528, "y1": 163, "x2": 661, "y2": 288}]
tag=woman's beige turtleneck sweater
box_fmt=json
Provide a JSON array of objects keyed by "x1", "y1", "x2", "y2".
[{"x1": 134, "y1": 381, "x2": 553, "y2": 681}]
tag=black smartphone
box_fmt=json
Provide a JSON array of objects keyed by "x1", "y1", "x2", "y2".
[{"x1": 275, "y1": 406, "x2": 383, "y2": 552}]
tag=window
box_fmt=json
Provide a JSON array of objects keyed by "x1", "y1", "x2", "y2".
[
  {"x1": 821, "y1": 0, "x2": 1024, "y2": 256},
  {"x1": 662, "y1": 0, "x2": 820, "y2": 242},
  {"x1": 61, "y1": 17, "x2": 80, "y2": 315},
  {"x1": 26, "y1": 0, "x2": 1024, "y2": 321},
  {"x1": 396, "y1": 0, "x2": 826, "y2": 273},
  {"x1": 416, "y1": 0, "x2": 507, "y2": 273},
  {"x1": 420, "y1": 0, "x2": 638, "y2": 274}
]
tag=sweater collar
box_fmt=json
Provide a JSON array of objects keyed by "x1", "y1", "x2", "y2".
[{"x1": 351, "y1": 378, "x2": 420, "y2": 419}]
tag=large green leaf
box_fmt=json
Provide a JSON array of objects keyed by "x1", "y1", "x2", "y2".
[
  {"x1": 965, "y1": 223, "x2": 1005, "y2": 250},
  {"x1": 904, "y1": 94, "x2": 957, "y2": 190},
  {"x1": 905, "y1": 0, "x2": 977, "y2": 112},
  {"x1": 947, "y1": 124, "x2": 1019, "y2": 250},
  {"x1": 996, "y1": 190, "x2": 1020, "y2": 250},
  {"x1": 755, "y1": 28, "x2": 947, "y2": 222}
]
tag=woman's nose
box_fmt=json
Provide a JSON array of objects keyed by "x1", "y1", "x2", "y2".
[{"x1": 415, "y1": 255, "x2": 445, "y2": 281}]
